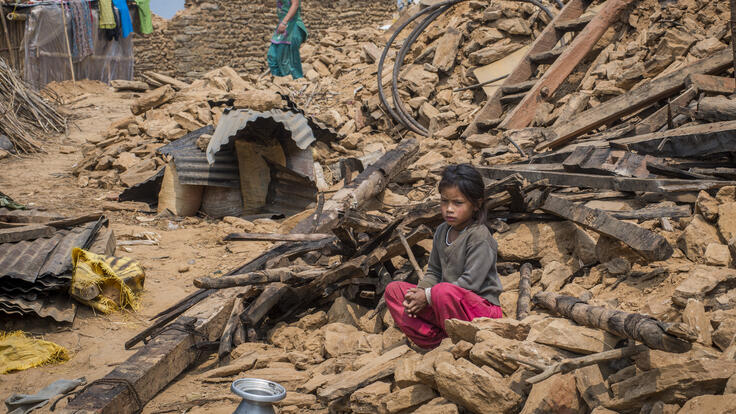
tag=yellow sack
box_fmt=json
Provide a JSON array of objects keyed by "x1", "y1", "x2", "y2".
[
  {"x1": 70, "y1": 248, "x2": 145, "y2": 314},
  {"x1": 0, "y1": 331, "x2": 69, "y2": 374}
]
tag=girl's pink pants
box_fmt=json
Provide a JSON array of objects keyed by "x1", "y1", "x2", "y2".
[{"x1": 385, "y1": 281, "x2": 503, "y2": 349}]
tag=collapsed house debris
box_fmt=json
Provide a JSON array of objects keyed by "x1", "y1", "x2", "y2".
[{"x1": 4, "y1": 0, "x2": 736, "y2": 412}]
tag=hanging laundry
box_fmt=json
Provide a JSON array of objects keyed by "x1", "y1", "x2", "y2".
[
  {"x1": 67, "y1": 0, "x2": 94, "y2": 60},
  {"x1": 99, "y1": 0, "x2": 116, "y2": 29},
  {"x1": 111, "y1": 0, "x2": 133, "y2": 38},
  {"x1": 135, "y1": 0, "x2": 153, "y2": 35}
]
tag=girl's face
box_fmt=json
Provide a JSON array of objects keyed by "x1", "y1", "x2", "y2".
[{"x1": 440, "y1": 185, "x2": 477, "y2": 231}]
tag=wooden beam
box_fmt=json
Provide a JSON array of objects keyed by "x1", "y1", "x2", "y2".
[
  {"x1": 687, "y1": 73, "x2": 736, "y2": 94},
  {"x1": 62, "y1": 288, "x2": 241, "y2": 414},
  {"x1": 224, "y1": 233, "x2": 333, "y2": 242},
  {"x1": 500, "y1": 0, "x2": 635, "y2": 130},
  {"x1": 540, "y1": 194, "x2": 673, "y2": 261},
  {"x1": 611, "y1": 120, "x2": 736, "y2": 158},
  {"x1": 540, "y1": 48, "x2": 733, "y2": 151},
  {"x1": 478, "y1": 166, "x2": 736, "y2": 193},
  {"x1": 607, "y1": 205, "x2": 691, "y2": 221},
  {"x1": 462, "y1": 0, "x2": 588, "y2": 138},
  {"x1": 193, "y1": 268, "x2": 322, "y2": 289},
  {"x1": 533, "y1": 292, "x2": 696, "y2": 353},
  {"x1": 634, "y1": 87, "x2": 698, "y2": 135},
  {"x1": 0, "y1": 224, "x2": 54, "y2": 243},
  {"x1": 516, "y1": 263, "x2": 533, "y2": 320}
]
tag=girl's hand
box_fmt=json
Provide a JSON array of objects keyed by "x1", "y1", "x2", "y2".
[
  {"x1": 277, "y1": 21, "x2": 287, "y2": 33},
  {"x1": 402, "y1": 288, "x2": 428, "y2": 317}
]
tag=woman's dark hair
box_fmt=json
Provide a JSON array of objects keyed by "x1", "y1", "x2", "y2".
[{"x1": 438, "y1": 164, "x2": 487, "y2": 225}]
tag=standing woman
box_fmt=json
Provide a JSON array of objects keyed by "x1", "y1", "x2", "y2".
[{"x1": 267, "y1": 0, "x2": 308, "y2": 79}]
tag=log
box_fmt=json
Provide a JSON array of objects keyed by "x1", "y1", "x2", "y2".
[
  {"x1": 540, "y1": 48, "x2": 733, "y2": 150},
  {"x1": 218, "y1": 292, "x2": 248, "y2": 360},
  {"x1": 462, "y1": 0, "x2": 588, "y2": 137},
  {"x1": 224, "y1": 233, "x2": 333, "y2": 242},
  {"x1": 143, "y1": 71, "x2": 189, "y2": 90},
  {"x1": 696, "y1": 96, "x2": 736, "y2": 122},
  {"x1": 398, "y1": 229, "x2": 425, "y2": 281},
  {"x1": 61, "y1": 288, "x2": 243, "y2": 414},
  {"x1": 533, "y1": 292, "x2": 696, "y2": 353},
  {"x1": 541, "y1": 194, "x2": 673, "y2": 262},
  {"x1": 479, "y1": 166, "x2": 736, "y2": 193},
  {"x1": 516, "y1": 263, "x2": 533, "y2": 320},
  {"x1": 634, "y1": 87, "x2": 698, "y2": 135},
  {"x1": 500, "y1": 0, "x2": 635, "y2": 130},
  {"x1": 525, "y1": 344, "x2": 649, "y2": 384},
  {"x1": 292, "y1": 138, "x2": 419, "y2": 234},
  {"x1": 687, "y1": 73, "x2": 736, "y2": 94},
  {"x1": 111, "y1": 80, "x2": 150, "y2": 92},
  {"x1": 193, "y1": 267, "x2": 322, "y2": 289},
  {"x1": 0, "y1": 224, "x2": 54, "y2": 243},
  {"x1": 242, "y1": 282, "x2": 291, "y2": 326},
  {"x1": 611, "y1": 120, "x2": 736, "y2": 158}
]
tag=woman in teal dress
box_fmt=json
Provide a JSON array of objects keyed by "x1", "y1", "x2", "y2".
[{"x1": 267, "y1": 0, "x2": 308, "y2": 79}]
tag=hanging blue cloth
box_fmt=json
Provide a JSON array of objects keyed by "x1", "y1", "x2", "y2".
[{"x1": 111, "y1": 0, "x2": 133, "y2": 38}]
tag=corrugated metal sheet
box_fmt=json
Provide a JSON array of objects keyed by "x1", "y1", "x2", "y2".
[
  {"x1": 118, "y1": 168, "x2": 165, "y2": 204},
  {"x1": 172, "y1": 148, "x2": 240, "y2": 188},
  {"x1": 0, "y1": 292, "x2": 76, "y2": 323},
  {"x1": 265, "y1": 160, "x2": 317, "y2": 216},
  {"x1": 0, "y1": 221, "x2": 97, "y2": 283},
  {"x1": 158, "y1": 125, "x2": 215, "y2": 156},
  {"x1": 207, "y1": 109, "x2": 317, "y2": 165}
]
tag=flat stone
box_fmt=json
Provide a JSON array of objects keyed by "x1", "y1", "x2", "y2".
[
  {"x1": 322, "y1": 323, "x2": 376, "y2": 357},
  {"x1": 672, "y1": 265, "x2": 736, "y2": 307},
  {"x1": 496, "y1": 221, "x2": 578, "y2": 263},
  {"x1": 528, "y1": 318, "x2": 620, "y2": 355},
  {"x1": 445, "y1": 317, "x2": 530, "y2": 344},
  {"x1": 434, "y1": 357, "x2": 522, "y2": 414},
  {"x1": 394, "y1": 352, "x2": 423, "y2": 388},
  {"x1": 240, "y1": 367, "x2": 309, "y2": 392},
  {"x1": 677, "y1": 394, "x2": 736, "y2": 413},
  {"x1": 432, "y1": 26, "x2": 463, "y2": 72},
  {"x1": 349, "y1": 381, "x2": 392, "y2": 414},
  {"x1": 412, "y1": 397, "x2": 460, "y2": 414},
  {"x1": 540, "y1": 261, "x2": 571, "y2": 292},
  {"x1": 470, "y1": 330, "x2": 567, "y2": 375},
  {"x1": 327, "y1": 296, "x2": 368, "y2": 327},
  {"x1": 295, "y1": 310, "x2": 328, "y2": 330},
  {"x1": 415, "y1": 348, "x2": 455, "y2": 388},
  {"x1": 678, "y1": 214, "x2": 722, "y2": 263},
  {"x1": 719, "y1": 202, "x2": 736, "y2": 242},
  {"x1": 232, "y1": 89, "x2": 283, "y2": 111},
  {"x1": 717, "y1": 187, "x2": 736, "y2": 204},
  {"x1": 705, "y1": 243, "x2": 732, "y2": 267},
  {"x1": 575, "y1": 364, "x2": 611, "y2": 409},
  {"x1": 276, "y1": 392, "x2": 317, "y2": 407},
  {"x1": 466, "y1": 133, "x2": 497, "y2": 149},
  {"x1": 713, "y1": 319, "x2": 736, "y2": 350},
  {"x1": 520, "y1": 373, "x2": 583, "y2": 414},
  {"x1": 495, "y1": 17, "x2": 532, "y2": 35},
  {"x1": 607, "y1": 360, "x2": 736, "y2": 411},
  {"x1": 470, "y1": 38, "x2": 524, "y2": 66},
  {"x1": 682, "y1": 299, "x2": 712, "y2": 346},
  {"x1": 381, "y1": 384, "x2": 437, "y2": 413}
]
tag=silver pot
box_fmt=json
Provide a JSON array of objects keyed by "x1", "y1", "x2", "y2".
[{"x1": 231, "y1": 378, "x2": 286, "y2": 414}]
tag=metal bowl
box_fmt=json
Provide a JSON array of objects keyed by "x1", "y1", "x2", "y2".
[{"x1": 231, "y1": 378, "x2": 287, "y2": 403}]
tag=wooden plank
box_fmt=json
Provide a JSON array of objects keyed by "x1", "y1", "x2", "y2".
[
  {"x1": 62, "y1": 288, "x2": 240, "y2": 414},
  {"x1": 540, "y1": 194, "x2": 673, "y2": 261},
  {"x1": 687, "y1": 73, "x2": 736, "y2": 94},
  {"x1": 500, "y1": 0, "x2": 635, "y2": 130},
  {"x1": 479, "y1": 166, "x2": 736, "y2": 193},
  {"x1": 634, "y1": 87, "x2": 698, "y2": 135},
  {"x1": 607, "y1": 205, "x2": 691, "y2": 220},
  {"x1": 224, "y1": 233, "x2": 333, "y2": 242},
  {"x1": 242, "y1": 282, "x2": 290, "y2": 326},
  {"x1": 0, "y1": 224, "x2": 54, "y2": 243},
  {"x1": 462, "y1": 0, "x2": 589, "y2": 138},
  {"x1": 540, "y1": 48, "x2": 733, "y2": 150},
  {"x1": 611, "y1": 120, "x2": 736, "y2": 158}
]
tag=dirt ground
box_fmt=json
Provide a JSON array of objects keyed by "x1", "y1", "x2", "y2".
[{"x1": 0, "y1": 82, "x2": 267, "y2": 413}]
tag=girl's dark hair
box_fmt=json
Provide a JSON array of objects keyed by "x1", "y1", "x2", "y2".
[{"x1": 438, "y1": 164, "x2": 487, "y2": 225}]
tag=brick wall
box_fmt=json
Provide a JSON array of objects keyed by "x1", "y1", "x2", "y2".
[{"x1": 134, "y1": 0, "x2": 395, "y2": 80}]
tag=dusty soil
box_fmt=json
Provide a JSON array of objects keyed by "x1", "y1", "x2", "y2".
[{"x1": 0, "y1": 82, "x2": 268, "y2": 413}]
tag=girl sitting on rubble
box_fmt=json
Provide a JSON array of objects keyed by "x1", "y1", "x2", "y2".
[
  {"x1": 267, "y1": 0, "x2": 308, "y2": 79},
  {"x1": 384, "y1": 164, "x2": 503, "y2": 349}
]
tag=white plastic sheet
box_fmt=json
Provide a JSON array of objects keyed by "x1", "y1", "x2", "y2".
[{"x1": 23, "y1": 3, "x2": 133, "y2": 89}]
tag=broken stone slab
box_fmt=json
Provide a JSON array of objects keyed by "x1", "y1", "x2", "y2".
[
  {"x1": 672, "y1": 265, "x2": 736, "y2": 308},
  {"x1": 575, "y1": 364, "x2": 611, "y2": 409},
  {"x1": 349, "y1": 381, "x2": 392, "y2": 414},
  {"x1": 432, "y1": 26, "x2": 463, "y2": 73},
  {"x1": 412, "y1": 397, "x2": 460, "y2": 414},
  {"x1": 322, "y1": 322, "x2": 378, "y2": 357},
  {"x1": 528, "y1": 317, "x2": 620, "y2": 355},
  {"x1": 677, "y1": 395, "x2": 736, "y2": 413},
  {"x1": 131, "y1": 85, "x2": 175, "y2": 115},
  {"x1": 327, "y1": 296, "x2": 369, "y2": 327},
  {"x1": 520, "y1": 373, "x2": 583, "y2": 414},
  {"x1": 470, "y1": 330, "x2": 568, "y2": 375},
  {"x1": 469, "y1": 39, "x2": 524, "y2": 66},
  {"x1": 394, "y1": 352, "x2": 423, "y2": 387},
  {"x1": 317, "y1": 345, "x2": 411, "y2": 401},
  {"x1": 719, "y1": 202, "x2": 736, "y2": 242},
  {"x1": 444, "y1": 317, "x2": 530, "y2": 343},
  {"x1": 705, "y1": 243, "x2": 733, "y2": 267},
  {"x1": 540, "y1": 261, "x2": 571, "y2": 292},
  {"x1": 232, "y1": 90, "x2": 283, "y2": 111},
  {"x1": 496, "y1": 221, "x2": 578, "y2": 263},
  {"x1": 682, "y1": 299, "x2": 712, "y2": 346},
  {"x1": 606, "y1": 360, "x2": 736, "y2": 411},
  {"x1": 237, "y1": 367, "x2": 309, "y2": 391},
  {"x1": 696, "y1": 190, "x2": 720, "y2": 222},
  {"x1": 713, "y1": 319, "x2": 736, "y2": 350},
  {"x1": 632, "y1": 345, "x2": 721, "y2": 371},
  {"x1": 435, "y1": 357, "x2": 522, "y2": 414},
  {"x1": 677, "y1": 214, "x2": 723, "y2": 263},
  {"x1": 380, "y1": 384, "x2": 437, "y2": 413},
  {"x1": 415, "y1": 349, "x2": 455, "y2": 388}
]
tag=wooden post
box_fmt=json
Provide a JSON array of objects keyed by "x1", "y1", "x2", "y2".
[
  {"x1": 731, "y1": 0, "x2": 736, "y2": 78},
  {"x1": 516, "y1": 263, "x2": 532, "y2": 320},
  {"x1": 500, "y1": 0, "x2": 636, "y2": 130},
  {"x1": 533, "y1": 292, "x2": 696, "y2": 353},
  {"x1": 0, "y1": 3, "x2": 16, "y2": 70},
  {"x1": 59, "y1": 2, "x2": 75, "y2": 82}
]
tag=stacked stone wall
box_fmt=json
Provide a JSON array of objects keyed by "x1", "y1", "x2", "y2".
[{"x1": 134, "y1": 0, "x2": 395, "y2": 79}]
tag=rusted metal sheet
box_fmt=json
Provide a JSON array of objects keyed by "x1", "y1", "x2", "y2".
[
  {"x1": 265, "y1": 161, "x2": 318, "y2": 216},
  {"x1": 207, "y1": 109, "x2": 318, "y2": 165},
  {"x1": 0, "y1": 292, "x2": 76, "y2": 323}
]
